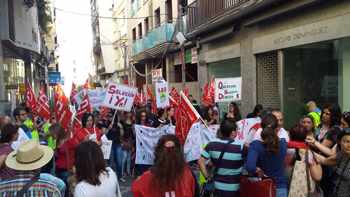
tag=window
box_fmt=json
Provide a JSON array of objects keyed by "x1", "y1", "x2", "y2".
[
  {"x1": 185, "y1": 63, "x2": 198, "y2": 82},
  {"x1": 174, "y1": 65, "x2": 182, "y2": 82},
  {"x1": 132, "y1": 28, "x2": 136, "y2": 41},
  {"x1": 144, "y1": 17, "x2": 149, "y2": 33},
  {"x1": 154, "y1": 8, "x2": 161, "y2": 27},
  {"x1": 138, "y1": 23, "x2": 143, "y2": 39},
  {"x1": 165, "y1": 0, "x2": 173, "y2": 23}
]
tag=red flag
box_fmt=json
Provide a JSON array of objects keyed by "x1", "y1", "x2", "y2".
[
  {"x1": 183, "y1": 86, "x2": 190, "y2": 98},
  {"x1": 70, "y1": 83, "x2": 78, "y2": 104},
  {"x1": 99, "y1": 106, "x2": 110, "y2": 120},
  {"x1": 134, "y1": 91, "x2": 146, "y2": 106},
  {"x1": 201, "y1": 78, "x2": 215, "y2": 107},
  {"x1": 25, "y1": 81, "x2": 37, "y2": 111},
  {"x1": 169, "y1": 87, "x2": 180, "y2": 107},
  {"x1": 83, "y1": 79, "x2": 89, "y2": 89},
  {"x1": 76, "y1": 93, "x2": 92, "y2": 119},
  {"x1": 147, "y1": 87, "x2": 157, "y2": 114},
  {"x1": 175, "y1": 91, "x2": 200, "y2": 144},
  {"x1": 54, "y1": 85, "x2": 72, "y2": 129},
  {"x1": 36, "y1": 88, "x2": 50, "y2": 121}
]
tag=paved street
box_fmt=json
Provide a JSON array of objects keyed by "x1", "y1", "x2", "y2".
[{"x1": 120, "y1": 177, "x2": 133, "y2": 197}]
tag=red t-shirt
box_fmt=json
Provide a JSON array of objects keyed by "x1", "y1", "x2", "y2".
[
  {"x1": 132, "y1": 166, "x2": 195, "y2": 197},
  {"x1": 74, "y1": 127, "x2": 103, "y2": 144},
  {"x1": 55, "y1": 137, "x2": 76, "y2": 170}
]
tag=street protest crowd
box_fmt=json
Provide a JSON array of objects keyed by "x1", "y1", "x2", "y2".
[{"x1": 0, "y1": 80, "x2": 349, "y2": 197}]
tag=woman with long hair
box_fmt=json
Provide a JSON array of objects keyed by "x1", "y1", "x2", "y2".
[
  {"x1": 0, "y1": 123, "x2": 18, "y2": 179},
  {"x1": 132, "y1": 134, "x2": 196, "y2": 196},
  {"x1": 246, "y1": 114, "x2": 288, "y2": 197},
  {"x1": 317, "y1": 104, "x2": 342, "y2": 145},
  {"x1": 315, "y1": 128, "x2": 350, "y2": 197},
  {"x1": 287, "y1": 120, "x2": 323, "y2": 197},
  {"x1": 74, "y1": 141, "x2": 121, "y2": 197},
  {"x1": 224, "y1": 102, "x2": 242, "y2": 121}
]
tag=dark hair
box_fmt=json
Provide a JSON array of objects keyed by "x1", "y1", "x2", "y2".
[
  {"x1": 219, "y1": 119, "x2": 237, "y2": 138},
  {"x1": 81, "y1": 113, "x2": 94, "y2": 128},
  {"x1": 253, "y1": 104, "x2": 263, "y2": 117},
  {"x1": 302, "y1": 115, "x2": 315, "y2": 133},
  {"x1": 49, "y1": 123, "x2": 68, "y2": 146},
  {"x1": 136, "y1": 109, "x2": 148, "y2": 124},
  {"x1": 75, "y1": 141, "x2": 107, "y2": 185},
  {"x1": 0, "y1": 123, "x2": 18, "y2": 143},
  {"x1": 230, "y1": 102, "x2": 242, "y2": 121},
  {"x1": 260, "y1": 114, "x2": 279, "y2": 154},
  {"x1": 321, "y1": 103, "x2": 342, "y2": 127},
  {"x1": 157, "y1": 108, "x2": 166, "y2": 118},
  {"x1": 289, "y1": 124, "x2": 307, "y2": 142},
  {"x1": 342, "y1": 111, "x2": 350, "y2": 127},
  {"x1": 13, "y1": 107, "x2": 26, "y2": 119},
  {"x1": 151, "y1": 134, "x2": 185, "y2": 192}
]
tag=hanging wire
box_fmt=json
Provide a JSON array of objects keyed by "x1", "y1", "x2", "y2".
[{"x1": 54, "y1": 7, "x2": 172, "y2": 20}]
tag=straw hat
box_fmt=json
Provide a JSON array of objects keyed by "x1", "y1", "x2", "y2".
[{"x1": 6, "y1": 140, "x2": 53, "y2": 171}]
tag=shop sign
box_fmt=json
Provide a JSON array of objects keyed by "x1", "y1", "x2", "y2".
[
  {"x1": 215, "y1": 77, "x2": 242, "y2": 102},
  {"x1": 151, "y1": 69, "x2": 162, "y2": 82}
]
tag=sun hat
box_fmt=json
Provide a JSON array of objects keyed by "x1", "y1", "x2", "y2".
[{"x1": 6, "y1": 140, "x2": 53, "y2": 171}]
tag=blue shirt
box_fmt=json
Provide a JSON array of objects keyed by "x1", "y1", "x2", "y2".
[
  {"x1": 201, "y1": 139, "x2": 243, "y2": 195},
  {"x1": 246, "y1": 139, "x2": 288, "y2": 188}
]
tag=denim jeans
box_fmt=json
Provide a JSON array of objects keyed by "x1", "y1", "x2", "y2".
[
  {"x1": 121, "y1": 149, "x2": 131, "y2": 176},
  {"x1": 113, "y1": 143, "x2": 123, "y2": 179},
  {"x1": 276, "y1": 187, "x2": 288, "y2": 197}
]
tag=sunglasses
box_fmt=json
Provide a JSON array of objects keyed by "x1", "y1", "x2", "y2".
[{"x1": 20, "y1": 113, "x2": 27, "y2": 116}]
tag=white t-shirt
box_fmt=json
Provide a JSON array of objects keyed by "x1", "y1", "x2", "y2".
[
  {"x1": 253, "y1": 128, "x2": 290, "y2": 142},
  {"x1": 74, "y1": 167, "x2": 121, "y2": 197},
  {"x1": 11, "y1": 127, "x2": 30, "y2": 150}
]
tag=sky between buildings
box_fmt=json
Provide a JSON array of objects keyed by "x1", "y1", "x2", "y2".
[{"x1": 55, "y1": 0, "x2": 94, "y2": 95}]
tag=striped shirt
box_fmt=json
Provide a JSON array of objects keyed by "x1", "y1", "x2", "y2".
[
  {"x1": 0, "y1": 174, "x2": 62, "y2": 197},
  {"x1": 201, "y1": 139, "x2": 243, "y2": 197}
]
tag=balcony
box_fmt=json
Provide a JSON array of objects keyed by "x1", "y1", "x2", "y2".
[
  {"x1": 187, "y1": 0, "x2": 250, "y2": 33},
  {"x1": 132, "y1": 23, "x2": 175, "y2": 59}
]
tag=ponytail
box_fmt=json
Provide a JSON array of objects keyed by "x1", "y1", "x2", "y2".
[{"x1": 261, "y1": 127, "x2": 280, "y2": 154}]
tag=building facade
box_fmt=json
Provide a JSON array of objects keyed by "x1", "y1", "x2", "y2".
[
  {"x1": 128, "y1": 0, "x2": 200, "y2": 99},
  {"x1": 185, "y1": 0, "x2": 350, "y2": 127},
  {"x1": 0, "y1": 0, "x2": 54, "y2": 115}
]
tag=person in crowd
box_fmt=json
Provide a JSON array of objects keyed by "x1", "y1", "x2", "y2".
[
  {"x1": 106, "y1": 114, "x2": 124, "y2": 181},
  {"x1": 315, "y1": 128, "x2": 350, "y2": 197},
  {"x1": 340, "y1": 111, "x2": 350, "y2": 130},
  {"x1": 0, "y1": 115, "x2": 11, "y2": 129},
  {"x1": 74, "y1": 141, "x2": 121, "y2": 197},
  {"x1": 204, "y1": 106, "x2": 219, "y2": 125},
  {"x1": 246, "y1": 114, "x2": 288, "y2": 197},
  {"x1": 132, "y1": 134, "x2": 195, "y2": 196},
  {"x1": 316, "y1": 103, "x2": 342, "y2": 144},
  {"x1": 246, "y1": 104, "x2": 263, "y2": 119},
  {"x1": 120, "y1": 112, "x2": 135, "y2": 181},
  {"x1": 11, "y1": 107, "x2": 30, "y2": 150},
  {"x1": 315, "y1": 104, "x2": 342, "y2": 196},
  {"x1": 43, "y1": 115, "x2": 58, "y2": 150},
  {"x1": 253, "y1": 109, "x2": 290, "y2": 142},
  {"x1": 287, "y1": 122, "x2": 323, "y2": 196},
  {"x1": 0, "y1": 123, "x2": 18, "y2": 179},
  {"x1": 153, "y1": 108, "x2": 170, "y2": 128},
  {"x1": 224, "y1": 102, "x2": 242, "y2": 122},
  {"x1": 166, "y1": 107, "x2": 176, "y2": 125},
  {"x1": 306, "y1": 101, "x2": 322, "y2": 127},
  {"x1": 75, "y1": 112, "x2": 103, "y2": 145},
  {"x1": 54, "y1": 123, "x2": 76, "y2": 192},
  {"x1": 0, "y1": 140, "x2": 65, "y2": 196},
  {"x1": 136, "y1": 109, "x2": 150, "y2": 126},
  {"x1": 198, "y1": 119, "x2": 244, "y2": 197}
]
